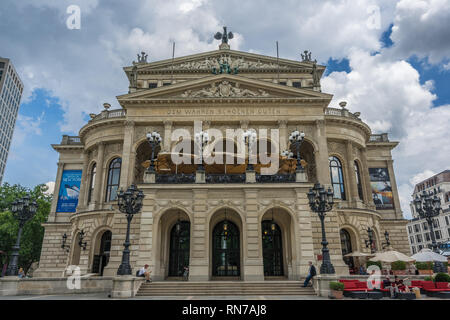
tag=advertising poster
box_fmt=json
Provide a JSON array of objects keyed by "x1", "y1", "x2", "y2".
[
  {"x1": 369, "y1": 168, "x2": 394, "y2": 210},
  {"x1": 56, "y1": 170, "x2": 82, "y2": 213}
]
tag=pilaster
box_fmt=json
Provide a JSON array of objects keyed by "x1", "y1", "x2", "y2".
[
  {"x1": 163, "y1": 120, "x2": 173, "y2": 152},
  {"x1": 278, "y1": 120, "x2": 288, "y2": 152},
  {"x1": 92, "y1": 142, "x2": 105, "y2": 208},
  {"x1": 314, "y1": 120, "x2": 331, "y2": 185},
  {"x1": 77, "y1": 151, "x2": 89, "y2": 210},
  {"x1": 189, "y1": 189, "x2": 209, "y2": 281},
  {"x1": 119, "y1": 120, "x2": 135, "y2": 189},
  {"x1": 48, "y1": 162, "x2": 64, "y2": 223},
  {"x1": 386, "y1": 160, "x2": 403, "y2": 219},
  {"x1": 243, "y1": 189, "x2": 264, "y2": 281}
]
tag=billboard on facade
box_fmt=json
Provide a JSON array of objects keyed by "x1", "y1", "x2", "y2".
[
  {"x1": 56, "y1": 170, "x2": 82, "y2": 213},
  {"x1": 369, "y1": 168, "x2": 394, "y2": 210}
]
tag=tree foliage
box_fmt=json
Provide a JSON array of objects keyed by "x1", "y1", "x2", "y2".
[{"x1": 0, "y1": 183, "x2": 52, "y2": 274}]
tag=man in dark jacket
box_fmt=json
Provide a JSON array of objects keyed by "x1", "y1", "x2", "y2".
[{"x1": 303, "y1": 261, "x2": 316, "y2": 287}]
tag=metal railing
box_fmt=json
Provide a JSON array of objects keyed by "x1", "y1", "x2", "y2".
[
  {"x1": 256, "y1": 173, "x2": 296, "y2": 183},
  {"x1": 152, "y1": 173, "x2": 299, "y2": 184},
  {"x1": 156, "y1": 173, "x2": 196, "y2": 184},
  {"x1": 206, "y1": 174, "x2": 246, "y2": 183}
]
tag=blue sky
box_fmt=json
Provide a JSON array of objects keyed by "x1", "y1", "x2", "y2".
[{"x1": 1, "y1": 0, "x2": 449, "y2": 218}]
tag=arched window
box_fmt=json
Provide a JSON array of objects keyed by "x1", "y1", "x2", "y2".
[
  {"x1": 88, "y1": 163, "x2": 96, "y2": 203},
  {"x1": 329, "y1": 156, "x2": 346, "y2": 200},
  {"x1": 354, "y1": 161, "x2": 364, "y2": 201},
  {"x1": 105, "y1": 158, "x2": 121, "y2": 202},
  {"x1": 340, "y1": 229, "x2": 354, "y2": 268}
]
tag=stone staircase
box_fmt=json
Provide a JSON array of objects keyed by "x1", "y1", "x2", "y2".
[{"x1": 136, "y1": 280, "x2": 316, "y2": 296}]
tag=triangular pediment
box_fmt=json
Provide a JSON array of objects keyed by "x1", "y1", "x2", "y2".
[
  {"x1": 117, "y1": 74, "x2": 332, "y2": 104},
  {"x1": 125, "y1": 49, "x2": 325, "y2": 74}
]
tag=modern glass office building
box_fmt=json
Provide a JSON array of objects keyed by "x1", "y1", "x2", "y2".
[{"x1": 0, "y1": 57, "x2": 23, "y2": 184}]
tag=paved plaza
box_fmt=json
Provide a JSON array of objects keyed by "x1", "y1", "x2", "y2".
[{"x1": 0, "y1": 293, "x2": 443, "y2": 300}]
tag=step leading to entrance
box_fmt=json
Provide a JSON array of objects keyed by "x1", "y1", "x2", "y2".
[{"x1": 136, "y1": 281, "x2": 316, "y2": 296}]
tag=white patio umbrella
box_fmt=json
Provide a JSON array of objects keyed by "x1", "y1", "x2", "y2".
[
  {"x1": 369, "y1": 250, "x2": 415, "y2": 263},
  {"x1": 411, "y1": 248, "x2": 447, "y2": 262},
  {"x1": 344, "y1": 251, "x2": 375, "y2": 258}
]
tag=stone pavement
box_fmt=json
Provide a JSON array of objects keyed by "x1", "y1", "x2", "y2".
[{"x1": 0, "y1": 293, "x2": 442, "y2": 300}]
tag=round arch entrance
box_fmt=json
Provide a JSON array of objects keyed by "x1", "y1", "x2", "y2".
[
  {"x1": 212, "y1": 220, "x2": 240, "y2": 277},
  {"x1": 261, "y1": 220, "x2": 283, "y2": 276},
  {"x1": 92, "y1": 230, "x2": 112, "y2": 276},
  {"x1": 168, "y1": 220, "x2": 190, "y2": 277},
  {"x1": 340, "y1": 229, "x2": 354, "y2": 270}
]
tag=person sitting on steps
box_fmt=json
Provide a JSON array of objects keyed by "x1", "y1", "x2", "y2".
[
  {"x1": 137, "y1": 264, "x2": 152, "y2": 283},
  {"x1": 302, "y1": 261, "x2": 316, "y2": 287}
]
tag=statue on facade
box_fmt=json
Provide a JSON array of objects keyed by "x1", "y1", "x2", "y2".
[
  {"x1": 214, "y1": 26, "x2": 234, "y2": 44},
  {"x1": 129, "y1": 65, "x2": 138, "y2": 88},
  {"x1": 301, "y1": 50, "x2": 317, "y2": 63},
  {"x1": 133, "y1": 51, "x2": 148, "y2": 65},
  {"x1": 312, "y1": 62, "x2": 320, "y2": 87}
]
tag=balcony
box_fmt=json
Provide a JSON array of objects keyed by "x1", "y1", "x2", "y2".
[
  {"x1": 150, "y1": 173, "x2": 298, "y2": 184},
  {"x1": 369, "y1": 133, "x2": 389, "y2": 142},
  {"x1": 60, "y1": 135, "x2": 82, "y2": 145},
  {"x1": 325, "y1": 107, "x2": 361, "y2": 121}
]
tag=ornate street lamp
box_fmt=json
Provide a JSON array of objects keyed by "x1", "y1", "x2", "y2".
[
  {"x1": 243, "y1": 129, "x2": 257, "y2": 171},
  {"x1": 195, "y1": 131, "x2": 209, "y2": 172},
  {"x1": 78, "y1": 230, "x2": 87, "y2": 250},
  {"x1": 117, "y1": 184, "x2": 145, "y2": 275},
  {"x1": 289, "y1": 130, "x2": 305, "y2": 172},
  {"x1": 307, "y1": 183, "x2": 335, "y2": 274},
  {"x1": 146, "y1": 131, "x2": 162, "y2": 173},
  {"x1": 61, "y1": 233, "x2": 70, "y2": 253},
  {"x1": 6, "y1": 194, "x2": 38, "y2": 276},
  {"x1": 365, "y1": 227, "x2": 375, "y2": 253},
  {"x1": 382, "y1": 231, "x2": 390, "y2": 250},
  {"x1": 414, "y1": 190, "x2": 446, "y2": 273}
]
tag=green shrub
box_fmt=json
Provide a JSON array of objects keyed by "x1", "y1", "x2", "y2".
[
  {"x1": 415, "y1": 262, "x2": 433, "y2": 270},
  {"x1": 391, "y1": 261, "x2": 407, "y2": 270},
  {"x1": 330, "y1": 281, "x2": 344, "y2": 291},
  {"x1": 434, "y1": 273, "x2": 450, "y2": 283},
  {"x1": 424, "y1": 276, "x2": 433, "y2": 281},
  {"x1": 367, "y1": 261, "x2": 382, "y2": 269}
]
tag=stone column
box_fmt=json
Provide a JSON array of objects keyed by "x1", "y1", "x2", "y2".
[
  {"x1": 278, "y1": 120, "x2": 288, "y2": 152},
  {"x1": 93, "y1": 142, "x2": 105, "y2": 209},
  {"x1": 360, "y1": 148, "x2": 374, "y2": 208},
  {"x1": 243, "y1": 189, "x2": 264, "y2": 281},
  {"x1": 314, "y1": 120, "x2": 331, "y2": 186},
  {"x1": 386, "y1": 160, "x2": 403, "y2": 219},
  {"x1": 163, "y1": 120, "x2": 173, "y2": 152},
  {"x1": 120, "y1": 120, "x2": 135, "y2": 189},
  {"x1": 294, "y1": 188, "x2": 316, "y2": 279},
  {"x1": 48, "y1": 162, "x2": 65, "y2": 223},
  {"x1": 346, "y1": 141, "x2": 358, "y2": 204},
  {"x1": 189, "y1": 189, "x2": 209, "y2": 281},
  {"x1": 136, "y1": 190, "x2": 156, "y2": 273},
  {"x1": 77, "y1": 151, "x2": 89, "y2": 211}
]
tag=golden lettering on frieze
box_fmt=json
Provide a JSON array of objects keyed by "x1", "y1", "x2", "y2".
[{"x1": 166, "y1": 107, "x2": 283, "y2": 116}]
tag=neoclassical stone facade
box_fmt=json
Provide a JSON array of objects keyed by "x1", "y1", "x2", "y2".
[{"x1": 35, "y1": 44, "x2": 409, "y2": 281}]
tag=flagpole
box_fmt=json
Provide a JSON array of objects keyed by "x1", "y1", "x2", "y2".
[
  {"x1": 171, "y1": 42, "x2": 176, "y2": 83},
  {"x1": 276, "y1": 41, "x2": 280, "y2": 83}
]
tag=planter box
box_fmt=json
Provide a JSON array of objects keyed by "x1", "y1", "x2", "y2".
[
  {"x1": 418, "y1": 270, "x2": 433, "y2": 275},
  {"x1": 392, "y1": 270, "x2": 406, "y2": 275},
  {"x1": 331, "y1": 290, "x2": 344, "y2": 299}
]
